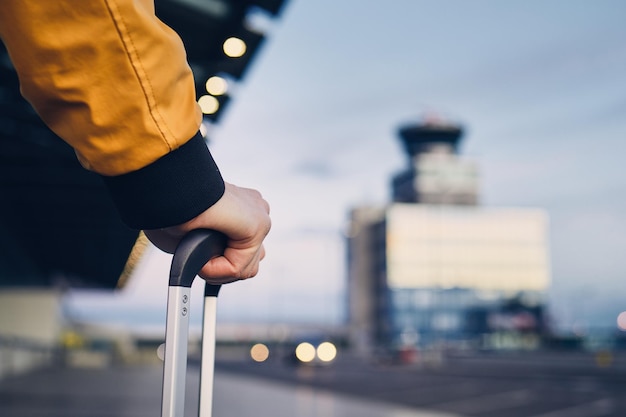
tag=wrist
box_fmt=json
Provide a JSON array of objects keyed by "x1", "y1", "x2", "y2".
[{"x1": 101, "y1": 133, "x2": 225, "y2": 230}]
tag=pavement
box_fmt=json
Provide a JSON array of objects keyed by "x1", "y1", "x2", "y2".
[
  {"x1": 0, "y1": 363, "x2": 459, "y2": 417},
  {"x1": 216, "y1": 349, "x2": 626, "y2": 417},
  {"x1": 1, "y1": 349, "x2": 625, "y2": 417}
]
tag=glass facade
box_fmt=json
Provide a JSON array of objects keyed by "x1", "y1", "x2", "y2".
[
  {"x1": 376, "y1": 204, "x2": 550, "y2": 350},
  {"x1": 385, "y1": 287, "x2": 546, "y2": 348}
]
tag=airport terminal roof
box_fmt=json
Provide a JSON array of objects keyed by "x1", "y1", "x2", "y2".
[{"x1": 0, "y1": 0, "x2": 287, "y2": 289}]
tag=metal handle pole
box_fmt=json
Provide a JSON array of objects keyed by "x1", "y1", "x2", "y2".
[
  {"x1": 199, "y1": 284, "x2": 221, "y2": 417},
  {"x1": 161, "y1": 230, "x2": 226, "y2": 417},
  {"x1": 162, "y1": 286, "x2": 192, "y2": 417}
]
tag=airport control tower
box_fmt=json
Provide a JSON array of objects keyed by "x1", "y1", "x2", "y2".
[
  {"x1": 347, "y1": 117, "x2": 550, "y2": 358},
  {"x1": 391, "y1": 119, "x2": 479, "y2": 205}
]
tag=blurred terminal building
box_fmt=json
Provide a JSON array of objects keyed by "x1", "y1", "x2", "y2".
[
  {"x1": 0, "y1": 0, "x2": 287, "y2": 378},
  {"x1": 347, "y1": 119, "x2": 551, "y2": 356}
]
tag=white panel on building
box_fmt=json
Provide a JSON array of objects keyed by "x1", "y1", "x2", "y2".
[{"x1": 386, "y1": 204, "x2": 550, "y2": 292}]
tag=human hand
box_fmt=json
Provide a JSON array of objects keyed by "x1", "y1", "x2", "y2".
[{"x1": 144, "y1": 182, "x2": 271, "y2": 284}]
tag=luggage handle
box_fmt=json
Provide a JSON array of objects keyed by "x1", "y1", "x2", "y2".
[{"x1": 161, "y1": 229, "x2": 227, "y2": 417}]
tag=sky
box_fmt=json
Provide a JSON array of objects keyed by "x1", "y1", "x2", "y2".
[{"x1": 67, "y1": 0, "x2": 626, "y2": 334}]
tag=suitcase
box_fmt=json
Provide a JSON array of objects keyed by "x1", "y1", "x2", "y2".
[{"x1": 161, "y1": 229, "x2": 227, "y2": 417}]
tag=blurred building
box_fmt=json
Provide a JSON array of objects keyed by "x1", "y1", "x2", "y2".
[{"x1": 347, "y1": 119, "x2": 551, "y2": 356}]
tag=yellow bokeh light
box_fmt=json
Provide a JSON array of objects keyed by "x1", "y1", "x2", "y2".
[
  {"x1": 205, "y1": 76, "x2": 228, "y2": 96},
  {"x1": 223, "y1": 37, "x2": 246, "y2": 58},
  {"x1": 617, "y1": 311, "x2": 626, "y2": 331},
  {"x1": 316, "y1": 342, "x2": 337, "y2": 362},
  {"x1": 198, "y1": 95, "x2": 219, "y2": 115},
  {"x1": 295, "y1": 342, "x2": 316, "y2": 363},
  {"x1": 250, "y1": 343, "x2": 270, "y2": 362}
]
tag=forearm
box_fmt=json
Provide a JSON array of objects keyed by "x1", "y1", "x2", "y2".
[{"x1": 0, "y1": 0, "x2": 224, "y2": 229}]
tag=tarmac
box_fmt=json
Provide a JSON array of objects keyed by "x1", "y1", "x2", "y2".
[
  {"x1": 216, "y1": 349, "x2": 626, "y2": 417},
  {"x1": 2, "y1": 349, "x2": 626, "y2": 417},
  {"x1": 0, "y1": 363, "x2": 460, "y2": 417}
]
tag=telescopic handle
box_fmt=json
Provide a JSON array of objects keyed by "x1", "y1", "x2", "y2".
[
  {"x1": 169, "y1": 229, "x2": 227, "y2": 287},
  {"x1": 161, "y1": 229, "x2": 226, "y2": 417}
]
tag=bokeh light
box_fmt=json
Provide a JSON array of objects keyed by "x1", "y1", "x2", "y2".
[
  {"x1": 250, "y1": 343, "x2": 270, "y2": 362},
  {"x1": 316, "y1": 342, "x2": 337, "y2": 362},
  {"x1": 295, "y1": 342, "x2": 316, "y2": 363},
  {"x1": 223, "y1": 37, "x2": 246, "y2": 58},
  {"x1": 205, "y1": 76, "x2": 228, "y2": 96},
  {"x1": 156, "y1": 343, "x2": 165, "y2": 361},
  {"x1": 617, "y1": 311, "x2": 626, "y2": 331},
  {"x1": 198, "y1": 95, "x2": 219, "y2": 114}
]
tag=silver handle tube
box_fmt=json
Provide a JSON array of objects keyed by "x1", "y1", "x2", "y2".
[
  {"x1": 161, "y1": 230, "x2": 226, "y2": 417},
  {"x1": 199, "y1": 293, "x2": 218, "y2": 417},
  {"x1": 161, "y1": 286, "x2": 192, "y2": 417}
]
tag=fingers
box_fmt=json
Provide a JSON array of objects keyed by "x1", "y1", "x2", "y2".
[
  {"x1": 198, "y1": 243, "x2": 265, "y2": 284},
  {"x1": 195, "y1": 183, "x2": 270, "y2": 284},
  {"x1": 144, "y1": 181, "x2": 271, "y2": 285}
]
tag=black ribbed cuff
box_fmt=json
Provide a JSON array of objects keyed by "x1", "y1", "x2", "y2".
[{"x1": 101, "y1": 133, "x2": 225, "y2": 230}]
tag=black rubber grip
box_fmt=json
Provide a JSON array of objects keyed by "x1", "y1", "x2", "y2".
[{"x1": 169, "y1": 229, "x2": 227, "y2": 287}]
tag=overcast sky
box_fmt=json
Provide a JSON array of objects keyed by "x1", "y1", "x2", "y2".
[{"x1": 68, "y1": 0, "x2": 626, "y2": 333}]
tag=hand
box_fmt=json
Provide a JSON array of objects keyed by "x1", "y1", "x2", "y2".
[{"x1": 144, "y1": 182, "x2": 271, "y2": 284}]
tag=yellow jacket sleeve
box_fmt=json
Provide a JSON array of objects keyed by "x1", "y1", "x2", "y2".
[
  {"x1": 0, "y1": 0, "x2": 225, "y2": 229},
  {"x1": 0, "y1": 0, "x2": 202, "y2": 176}
]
